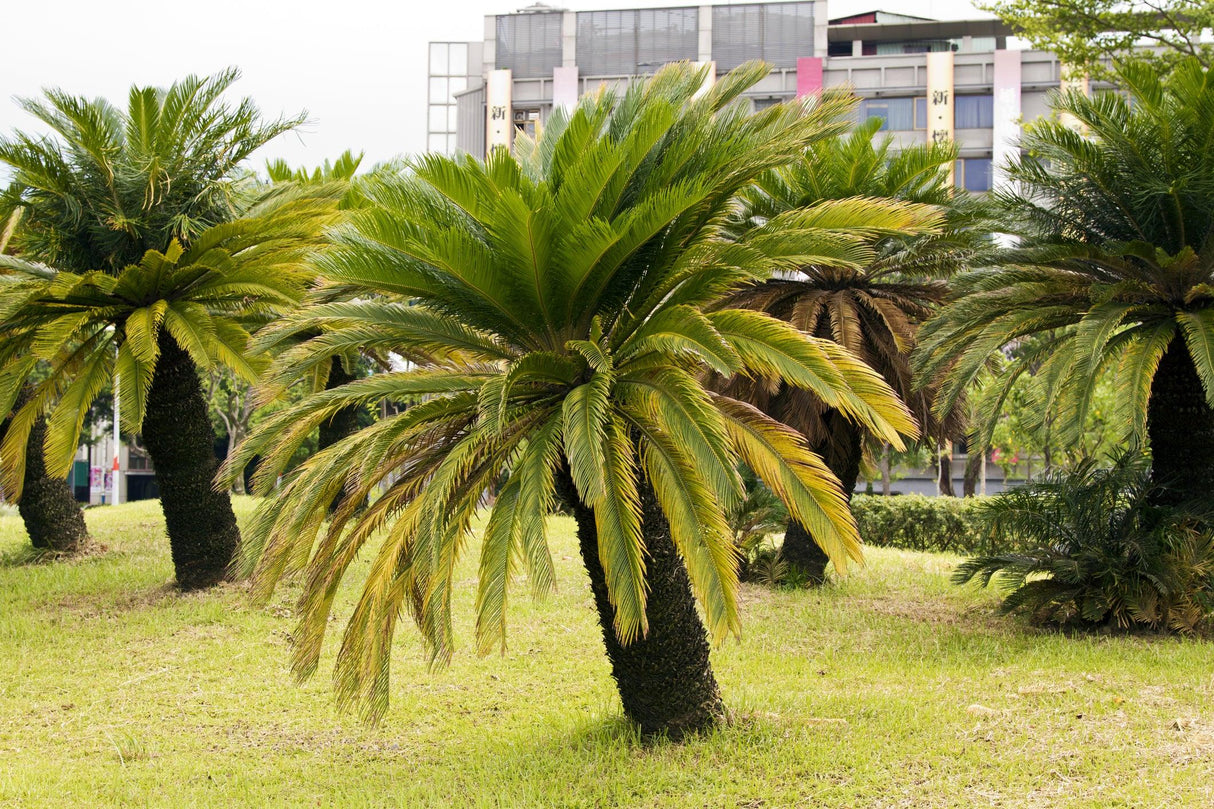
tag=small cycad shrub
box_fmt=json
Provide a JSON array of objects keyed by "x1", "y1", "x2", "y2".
[
  {"x1": 953, "y1": 453, "x2": 1214, "y2": 634},
  {"x1": 727, "y1": 468, "x2": 789, "y2": 583}
]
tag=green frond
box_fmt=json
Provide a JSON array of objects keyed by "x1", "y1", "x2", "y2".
[
  {"x1": 714, "y1": 395, "x2": 863, "y2": 572},
  {"x1": 1177, "y1": 308, "x2": 1214, "y2": 407}
]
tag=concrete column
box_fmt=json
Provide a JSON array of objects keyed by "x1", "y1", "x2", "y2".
[
  {"x1": 698, "y1": 6, "x2": 712, "y2": 63},
  {"x1": 813, "y1": 0, "x2": 829, "y2": 57},
  {"x1": 562, "y1": 11, "x2": 576, "y2": 68},
  {"x1": 483, "y1": 15, "x2": 497, "y2": 74},
  {"x1": 992, "y1": 49, "x2": 1021, "y2": 192}
]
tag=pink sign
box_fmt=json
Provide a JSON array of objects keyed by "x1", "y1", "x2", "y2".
[{"x1": 796, "y1": 57, "x2": 823, "y2": 98}]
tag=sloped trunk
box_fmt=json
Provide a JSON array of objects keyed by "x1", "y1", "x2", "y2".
[
  {"x1": 4, "y1": 386, "x2": 88, "y2": 553},
  {"x1": 142, "y1": 333, "x2": 240, "y2": 589},
  {"x1": 1147, "y1": 339, "x2": 1214, "y2": 506},
  {"x1": 558, "y1": 467, "x2": 725, "y2": 740},
  {"x1": 781, "y1": 411, "x2": 862, "y2": 585}
]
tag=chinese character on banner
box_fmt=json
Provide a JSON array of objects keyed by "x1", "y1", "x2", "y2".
[
  {"x1": 490, "y1": 105, "x2": 507, "y2": 121},
  {"x1": 932, "y1": 90, "x2": 949, "y2": 105},
  {"x1": 931, "y1": 129, "x2": 951, "y2": 144}
]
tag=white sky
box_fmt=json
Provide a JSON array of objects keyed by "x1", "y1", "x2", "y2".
[{"x1": 1, "y1": 0, "x2": 990, "y2": 174}]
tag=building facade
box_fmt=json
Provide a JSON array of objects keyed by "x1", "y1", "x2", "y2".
[{"x1": 429, "y1": 2, "x2": 1084, "y2": 196}]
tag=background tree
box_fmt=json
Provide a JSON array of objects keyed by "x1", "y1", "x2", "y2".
[
  {"x1": 717, "y1": 120, "x2": 980, "y2": 581},
  {"x1": 980, "y1": 0, "x2": 1214, "y2": 78},
  {"x1": 916, "y1": 58, "x2": 1214, "y2": 507},
  {"x1": 0, "y1": 71, "x2": 338, "y2": 588},
  {"x1": 227, "y1": 63, "x2": 927, "y2": 738}
]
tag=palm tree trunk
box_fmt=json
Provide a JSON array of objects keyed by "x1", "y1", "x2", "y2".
[
  {"x1": 317, "y1": 359, "x2": 360, "y2": 451},
  {"x1": 781, "y1": 412, "x2": 861, "y2": 585},
  {"x1": 141, "y1": 333, "x2": 240, "y2": 590},
  {"x1": 1147, "y1": 339, "x2": 1214, "y2": 505},
  {"x1": 319, "y1": 359, "x2": 361, "y2": 512},
  {"x1": 557, "y1": 466, "x2": 725, "y2": 740},
  {"x1": 937, "y1": 440, "x2": 955, "y2": 496},
  {"x1": 3, "y1": 386, "x2": 89, "y2": 553}
]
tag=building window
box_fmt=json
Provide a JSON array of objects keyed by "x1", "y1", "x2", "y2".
[
  {"x1": 955, "y1": 95, "x2": 994, "y2": 129},
  {"x1": 576, "y1": 8, "x2": 698, "y2": 76},
  {"x1": 712, "y1": 2, "x2": 816, "y2": 70},
  {"x1": 858, "y1": 97, "x2": 926, "y2": 131},
  {"x1": 496, "y1": 13, "x2": 563, "y2": 78},
  {"x1": 429, "y1": 41, "x2": 470, "y2": 156},
  {"x1": 514, "y1": 108, "x2": 542, "y2": 140},
  {"x1": 955, "y1": 157, "x2": 993, "y2": 192}
]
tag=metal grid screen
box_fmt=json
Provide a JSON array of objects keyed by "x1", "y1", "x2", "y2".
[
  {"x1": 712, "y1": 2, "x2": 815, "y2": 70},
  {"x1": 577, "y1": 7, "x2": 698, "y2": 76},
  {"x1": 496, "y1": 13, "x2": 563, "y2": 78}
]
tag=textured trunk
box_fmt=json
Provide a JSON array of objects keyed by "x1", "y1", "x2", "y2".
[
  {"x1": 142, "y1": 333, "x2": 240, "y2": 590},
  {"x1": 317, "y1": 359, "x2": 359, "y2": 451},
  {"x1": 781, "y1": 411, "x2": 861, "y2": 585},
  {"x1": 962, "y1": 446, "x2": 980, "y2": 498},
  {"x1": 880, "y1": 444, "x2": 892, "y2": 496},
  {"x1": 558, "y1": 467, "x2": 725, "y2": 740},
  {"x1": 4, "y1": 386, "x2": 89, "y2": 553},
  {"x1": 318, "y1": 359, "x2": 360, "y2": 512},
  {"x1": 937, "y1": 440, "x2": 955, "y2": 497},
  {"x1": 1147, "y1": 339, "x2": 1214, "y2": 505}
]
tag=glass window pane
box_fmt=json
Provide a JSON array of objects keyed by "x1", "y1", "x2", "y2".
[
  {"x1": 915, "y1": 97, "x2": 927, "y2": 129},
  {"x1": 449, "y1": 43, "x2": 468, "y2": 73},
  {"x1": 860, "y1": 99, "x2": 913, "y2": 131},
  {"x1": 429, "y1": 106, "x2": 447, "y2": 131},
  {"x1": 429, "y1": 77, "x2": 447, "y2": 102},
  {"x1": 955, "y1": 95, "x2": 993, "y2": 129},
  {"x1": 963, "y1": 158, "x2": 992, "y2": 192},
  {"x1": 497, "y1": 13, "x2": 563, "y2": 78},
  {"x1": 430, "y1": 43, "x2": 449, "y2": 75},
  {"x1": 428, "y1": 134, "x2": 448, "y2": 153},
  {"x1": 448, "y1": 106, "x2": 459, "y2": 130},
  {"x1": 448, "y1": 134, "x2": 459, "y2": 153},
  {"x1": 449, "y1": 76, "x2": 468, "y2": 96}
]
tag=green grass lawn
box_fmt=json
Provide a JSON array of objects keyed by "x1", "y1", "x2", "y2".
[{"x1": 1, "y1": 499, "x2": 1211, "y2": 808}]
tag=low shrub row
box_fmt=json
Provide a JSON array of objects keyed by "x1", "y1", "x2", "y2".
[{"x1": 851, "y1": 494, "x2": 996, "y2": 555}]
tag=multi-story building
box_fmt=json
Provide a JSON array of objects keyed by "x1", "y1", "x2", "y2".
[{"x1": 428, "y1": 2, "x2": 1089, "y2": 197}]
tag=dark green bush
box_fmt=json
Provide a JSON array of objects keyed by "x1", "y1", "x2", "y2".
[{"x1": 852, "y1": 494, "x2": 995, "y2": 554}]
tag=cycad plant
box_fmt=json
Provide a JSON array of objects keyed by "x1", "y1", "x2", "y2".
[
  {"x1": 0, "y1": 70, "x2": 337, "y2": 588},
  {"x1": 915, "y1": 58, "x2": 1214, "y2": 506},
  {"x1": 717, "y1": 119, "x2": 979, "y2": 580},
  {"x1": 954, "y1": 452, "x2": 1214, "y2": 633},
  {"x1": 0, "y1": 210, "x2": 89, "y2": 553},
  {"x1": 229, "y1": 63, "x2": 931, "y2": 737}
]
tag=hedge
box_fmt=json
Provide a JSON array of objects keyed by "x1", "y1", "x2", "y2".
[{"x1": 850, "y1": 494, "x2": 1002, "y2": 555}]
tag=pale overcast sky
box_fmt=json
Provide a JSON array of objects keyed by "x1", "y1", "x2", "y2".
[{"x1": 1, "y1": 0, "x2": 990, "y2": 173}]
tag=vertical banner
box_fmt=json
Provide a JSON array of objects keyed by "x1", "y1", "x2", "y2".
[
  {"x1": 992, "y1": 49, "x2": 1021, "y2": 194},
  {"x1": 926, "y1": 51, "x2": 954, "y2": 182},
  {"x1": 796, "y1": 57, "x2": 823, "y2": 98},
  {"x1": 553, "y1": 66, "x2": 578, "y2": 113},
  {"x1": 486, "y1": 69, "x2": 512, "y2": 155}
]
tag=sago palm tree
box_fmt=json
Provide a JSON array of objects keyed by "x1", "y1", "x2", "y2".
[
  {"x1": 0, "y1": 70, "x2": 338, "y2": 588},
  {"x1": 0, "y1": 209, "x2": 89, "y2": 553},
  {"x1": 717, "y1": 119, "x2": 979, "y2": 580},
  {"x1": 915, "y1": 57, "x2": 1214, "y2": 506},
  {"x1": 227, "y1": 63, "x2": 933, "y2": 738}
]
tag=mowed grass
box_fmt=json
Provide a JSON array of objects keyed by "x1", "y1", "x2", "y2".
[{"x1": 0, "y1": 499, "x2": 1211, "y2": 808}]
